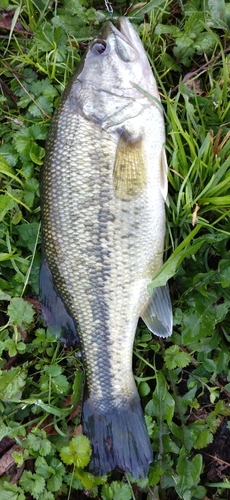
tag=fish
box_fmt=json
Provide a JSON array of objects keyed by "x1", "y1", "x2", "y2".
[{"x1": 40, "y1": 16, "x2": 172, "y2": 479}]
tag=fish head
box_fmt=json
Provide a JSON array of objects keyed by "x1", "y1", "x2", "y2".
[
  {"x1": 62, "y1": 17, "x2": 162, "y2": 131},
  {"x1": 79, "y1": 16, "x2": 158, "y2": 97},
  {"x1": 66, "y1": 17, "x2": 160, "y2": 128}
]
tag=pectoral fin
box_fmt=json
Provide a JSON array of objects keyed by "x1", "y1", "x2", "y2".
[
  {"x1": 141, "y1": 284, "x2": 172, "y2": 338},
  {"x1": 40, "y1": 257, "x2": 79, "y2": 346},
  {"x1": 113, "y1": 132, "x2": 147, "y2": 199}
]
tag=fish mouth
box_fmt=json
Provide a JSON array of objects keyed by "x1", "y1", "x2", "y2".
[
  {"x1": 116, "y1": 17, "x2": 143, "y2": 53},
  {"x1": 112, "y1": 17, "x2": 140, "y2": 62},
  {"x1": 117, "y1": 17, "x2": 135, "y2": 41},
  {"x1": 116, "y1": 17, "x2": 154, "y2": 80},
  {"x1": 94, "y1": 17, "x2": 140, "y2": 62}
]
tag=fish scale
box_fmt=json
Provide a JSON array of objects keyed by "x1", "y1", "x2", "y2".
[{"x1": 40, "y1": 16, "x2": 172, "y2": 478}]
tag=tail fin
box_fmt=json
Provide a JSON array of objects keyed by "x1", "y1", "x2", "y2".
[{"x1": 82, "y1": 393, "x2": 153, "y2": 479}]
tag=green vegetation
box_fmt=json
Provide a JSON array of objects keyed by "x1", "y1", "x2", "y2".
[{"x1": 0, "y1": 0, "x2": 230, "y2": 499}]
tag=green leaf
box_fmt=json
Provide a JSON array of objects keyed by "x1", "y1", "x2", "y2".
[
  {"x1": 1, "y1": 482, "x2": 26, "y2": 500},
  {"x1": 219, "y1": 259, "x2": 230, "y2": 287},
  {"x1": 51, "y1": 374, "x2": 69, "y2": 394},
  {"x1": 208, "y1": 0, "x2": 227, "y2": 28},
  {"x1": 111, "y1": 482, "x2": 132, "y2": 500},
  {"x1": 202, "y1": 358, "x2": 217, "y2": 373},
  {"x1": 34, "y1": 23, "x2": 55, "y2": 51},
  {"x1": 29, "y1": 143, "x2": 45, "y2": 165},
  {"x1": 0, "y1": 155, "x2": 22, "y2": 185},
  {"x1": 19, "y1": 471, "x2": 45, "y2": 499},
  {"x1": 12, "y1": 451, "x2": 24, "y2": 467},
  {"x1": 173, "y1": 36, "x2": 194, "y2": 66},
  {"x1": 175, "y1": 448, "x2": 203, "y2": 498},
  {"x1": 7, "y1": 298, "x2": 35, "y2": 326},
  {"x1": 139, "y1": 381, "x2": 151, "y2": 397},
  {"x1": 26, "y1": 79, "x2": 54, "y2": 100},
  {"x1": 30, "y1": 124, "x2": 48, "y2": 141},
  {"x1": 40, "y1": 438, "x2": 52, "y2": 457},
  {"x1": 26, "y1": 429, "x2": 50, "y2": 454},
  {"x1": 148, "y1": 225, "x2": 202, "y2": 293},
  {"x1": 146, "y1": 372, "x2": 175, "y2": 425},
  {"x1": 35, "y1": 457, "x2": 51, "y2": 479},
  {"x1": 0, "y1": 424, "x2": 11, "y2": 441},
  {"x1": 45, "y1": 365, "x2": 62, "y2": 377},
  {"x1": 72, "y1": 370, "x2": 83, "y2": 409},
  {"x1": 4, "y1": 338, "x2": 17, "y2": 357},
  {"x1": 164, "y1": 345, "x2": 191, "y2": 369},
  {"x1": 18, "y1": 94, "x2": 33, "y2": 109},
  {"x1": 16, "y1": 222, "x2": 40, "y2": 252},
  {"x1": 75, "y1": 469, "x2": 105, "y2": 490},
  {"x1": 0, "y1": 366, "x2": 27, "y2": 400},
  {"x1": 193, "y1": 428, "x2": 213, "y2": 449},
  {"x1": 46, "y1": 458, "x2": 65, "y2": 492},
  {"x1": 0, "y1": 0, "x2": 9, "y2": 7},
  {"x1": 180, "y1": 289, "x2": 227, "y2": 345},
  {"x1": 0, "y1": 250, "x2": 19, "y2": 261},
  {"x1": 144, "y1": 414, "x2": 154, "y2": 437},
  {"x1": 0, "y1": 290, "x2": 11, "y2": 301},
  {"x1": 148, "y1": 464, "x2": 165, "y2": 487},
  {"x1": 0, "y1": 194, "x2": 16, "y2": 221},
  {"x1": 101, "y1": 481, "x2": 132, "y2": 500},
  {"x1": 28, "y1": 96, "x2": 52, "y2": 117},
  {"x1": 31, "y1": 399, "x2": 66, "y2": 417},
  {"x1": 207, "y1": 481, "x2": 230, "y2": 489},
  {"x1": 34, "y1": 457, "x2": 64, "y2": 493},
  {"x1": 47, "y1": 473, "x2": 63, "y2": 493},
  {"x1": 161, "y1": 52, "x2": 182, "y2": 72},
  {"x1": 60, "y1": 435, "x2": 91, "y2": 468},
  {"x1": 41, "y1": 492, "x2": 55, "y2": 500},
  {"x1": 27, "y1": 431, "x2": 52, "y2": 457},
  {"x1": 14, "y1": 134, "x2": 31, "y2": 156},
  {"x1": 184, "y1": 12, "x2": 204, "y2": 37},
  {"x1": 194, "y1": 32, "x2": 216, "y2": 53}
]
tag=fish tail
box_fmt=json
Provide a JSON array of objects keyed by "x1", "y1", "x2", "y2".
[{"x1": 82, "y1": 392, "x2": 153, "y2": 479}]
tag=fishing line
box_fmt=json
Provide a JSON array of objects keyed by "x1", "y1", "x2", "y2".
[{"x1": 104, "y1": 0, "x2": 113, "y2": 17}]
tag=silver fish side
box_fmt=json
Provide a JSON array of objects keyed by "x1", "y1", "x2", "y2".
[{"x1": 40, "y1": 16, "x2": 172, "y2": 478}]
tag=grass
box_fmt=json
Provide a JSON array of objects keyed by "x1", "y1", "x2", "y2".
[{"x1": 0, "y1": 0, "x2": 230, "y2": 499}]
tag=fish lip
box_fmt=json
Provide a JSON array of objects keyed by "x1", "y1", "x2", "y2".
[
  {"x1": 109, "y1": 17, "x2": 140, "y2": 61},
  {"x1": 116, "y1": 17, "x2": 140, "y2": 49},
  {"x1": 116, "y1": 16, "x2": 156, "y2": 84},
  {"x1": 117, "y1": 17, "x2": 131, "y2": 38},
  {"x1": 112, "y1": 17, "x2": 137, "y2": 52}
]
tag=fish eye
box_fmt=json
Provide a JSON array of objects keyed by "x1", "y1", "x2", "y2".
[{"x1": 91, "y1": 40, "x2": 107, "y2": 55}]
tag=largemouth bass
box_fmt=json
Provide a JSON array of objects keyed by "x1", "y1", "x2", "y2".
[{"x1": 40, "y1": 16, "x2": 172, "y2": 479}]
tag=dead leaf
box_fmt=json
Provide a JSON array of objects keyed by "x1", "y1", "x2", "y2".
[
  {"x1": 192, "y1": 203, "x2": 200, "y2": 226},
  {"x1": 73, "y1": 424, "x2": 83, "y2": 436},
  {"x1": 183, "y1": 73, "x2": 203, "y2": 95},
  {"x1": 0, "y1": 10, "x2": 32, "y2": 35},
  {"x1": 0, "y1": 444, "x2": 23, "y2": 476}
]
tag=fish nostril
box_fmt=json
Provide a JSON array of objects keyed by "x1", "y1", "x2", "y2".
[{"x1": 91, "y1": 40, "x2": 107, "y2": 55}]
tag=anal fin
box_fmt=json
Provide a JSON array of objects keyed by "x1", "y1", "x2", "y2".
[
  {"x1": 40, "y1": 257, "x2": 79, "y2": 346},
  {"x1": 141, "y1": 284, "x2": 172, "y2": 338}
]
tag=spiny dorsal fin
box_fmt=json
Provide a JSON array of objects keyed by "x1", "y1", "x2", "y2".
[{"x1": 113, "y1": 132, "x2": 147, "y2": 199}]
